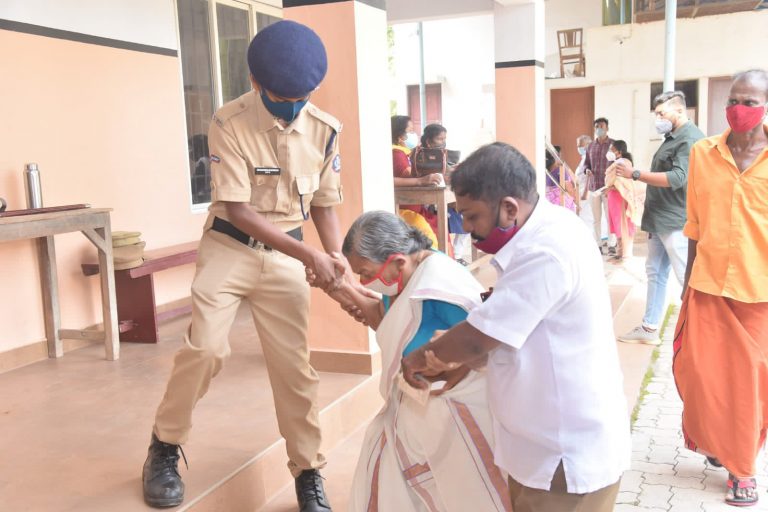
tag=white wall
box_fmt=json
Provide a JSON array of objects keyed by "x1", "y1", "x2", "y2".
[
  {"x1": 386, "y1": 0, "x2": 493, "y2": 23},
  {"x1": 585, "y1": 10, "x2": 768, "y2": 85},
  {"x1": 544, "y1": 0, "x2": 602, "y2": 77},
  {"x1": 390, "y1": 15, "x2": 496, "y2": 159},
  {"x1": 0, "y1": 0, "x2": 178, "y2": 49},
  {"x1": 547, "y1": 9, "x2": 768, "y2": 169}
]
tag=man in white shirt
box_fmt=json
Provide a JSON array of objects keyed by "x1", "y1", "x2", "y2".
[{"x1": 402, "y1": 142, "x2": 630, "y2": 511}]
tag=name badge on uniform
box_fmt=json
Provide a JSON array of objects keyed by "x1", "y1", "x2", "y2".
[{"x1": 254, "y1": 167, "x2": 281, "y2": 176}]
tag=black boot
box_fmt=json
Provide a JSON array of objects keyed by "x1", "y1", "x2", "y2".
[
  {"x1": 142, "y1": 433, "x2": 186, "y2": 508},
  {"x1": 295, "y1": 469, "x2": 332, "y2": 512}
]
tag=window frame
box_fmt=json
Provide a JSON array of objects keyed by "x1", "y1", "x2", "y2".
[{"x1": 173, "y1": 0, "x2": 282, "y2": 212}]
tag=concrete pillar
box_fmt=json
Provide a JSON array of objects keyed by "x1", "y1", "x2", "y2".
[
  {"x1": 493, "y1": 0, "x2": 545, "y2": 188},
  {"x1": 284, "y1": 0, "x2": 392, "y2": 373}
]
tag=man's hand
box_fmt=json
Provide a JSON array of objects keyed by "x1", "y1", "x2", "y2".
[
  {"x1": 401, "y1": 348, "x2": 430, "y2": 389},
  {"x1": 430, "y1": 365, "x2": 471, "y2": 396},
  {"x1": 614, "y1": 159, "x2": 635, "y2": 179}
]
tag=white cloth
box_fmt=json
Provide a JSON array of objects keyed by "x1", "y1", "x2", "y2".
[
  {"x1": 350, "y1": 253, "x2": 511, "y2": 512},
  {"x1": 467, "y1": 200, "x2": 630, "y2": 494}
]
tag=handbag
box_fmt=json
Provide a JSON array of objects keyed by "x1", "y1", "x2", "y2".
[{"x1": 412, "y1": 147, "x2": 447, "y2": 176}]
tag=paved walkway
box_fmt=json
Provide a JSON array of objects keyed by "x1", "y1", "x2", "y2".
[{"x1": 618, "y1": 306, "x2": 768, "y2": 511}]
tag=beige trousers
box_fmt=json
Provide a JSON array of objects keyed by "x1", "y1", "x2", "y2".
[
  {"x1": 508, "y1": 462, "x2": 621, "y2": 512},
  {"x1": 153, "y1": 229, "x2": 324, "y2": 477},
  {"x1": 590, "y1": 191, "x2": 610, "y2": 243}
]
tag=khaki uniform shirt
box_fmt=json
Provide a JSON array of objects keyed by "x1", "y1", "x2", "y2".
[{"x1": 206, "y1": 90, "x2": 343, "y2": 232}]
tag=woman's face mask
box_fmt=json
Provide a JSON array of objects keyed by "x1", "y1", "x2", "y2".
[
  {"x1": 360, "y1": 254, "x2": 403, "y2": 296},
  {"x1": 577, "y1": 146, "x2": 587, "y2": 156},
  {"x1": 404, "y1": 132, "x2": 419, "y2": 150},
  {"x1": 606, "y1": 150, "x2": 617, "y2": 162}
]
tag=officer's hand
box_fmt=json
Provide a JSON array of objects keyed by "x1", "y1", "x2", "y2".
[
  {"x1": 308, "y1": 251, "x2": 344, "y2": 292},
  {"x1": 305, "y1": 266, "x2": 318, "y2": 287}
]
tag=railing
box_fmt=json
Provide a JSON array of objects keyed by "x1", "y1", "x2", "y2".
[{"x1": 634, "y1": 0, "x2": 764, "y2": 22}]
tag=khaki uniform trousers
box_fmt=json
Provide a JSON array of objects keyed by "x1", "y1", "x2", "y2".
[
  {"x1": 508, "y1": 462, "x2": 621, "y2": 512},
  {"x1": 153, "y1": 229, "x2": 324, "y2": 477}
]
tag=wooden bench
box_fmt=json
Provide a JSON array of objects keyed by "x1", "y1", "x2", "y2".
[{"x1": 82, "y1": 241, "x2": 198, "y2": 343}]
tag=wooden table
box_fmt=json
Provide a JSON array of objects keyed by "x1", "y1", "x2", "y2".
[
  {"x1": 394, "y1": 185, "x2": 455, "y2": 253},
  {"x1": 0, "y1": 208, "x2": 119, "y2": 360}
]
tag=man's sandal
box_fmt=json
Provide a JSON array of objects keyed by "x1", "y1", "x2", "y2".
[
  {"x1": 726, "y1": 474, "x2": 758, "y2": 507},
  {"x1": 706, "y1": 456, "x2": 723, "y2": 468}
]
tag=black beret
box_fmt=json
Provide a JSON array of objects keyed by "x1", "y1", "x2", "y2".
[{"x1": 247, "y1": 20, "x2": 328, "y2": 99}]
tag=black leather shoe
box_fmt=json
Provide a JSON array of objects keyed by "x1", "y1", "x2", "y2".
[
  {"x1": 142, "y1": 433, "x2": 186, "y2": 508},
  {"x1": 295, "y1": 469, "x2": 332, "y2": 512}
]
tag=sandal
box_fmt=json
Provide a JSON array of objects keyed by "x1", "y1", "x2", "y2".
[
  {"x1": 707, "y1": 456, "x2": 723, "y2": 468},
  {"x1": 726, "y1": 474, "x2": 758, "y2": 507}
]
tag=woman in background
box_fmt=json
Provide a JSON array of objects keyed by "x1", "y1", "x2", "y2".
[
  {"x1": 605, "y1": 140, "x2": 644, "y2": 262},
  {"x1": 391, "y1": 115, "x2": 442, "y2": 248}
]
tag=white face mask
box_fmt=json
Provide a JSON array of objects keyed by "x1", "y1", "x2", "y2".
[
  {"x1": 404, "y1": 132, "x2": 419, "y2": 149},
  {"x1": 655, "y1": 118, "x2": 674, "y2": 134},
  {"x1": 606, "y1": 150, "x2": 617, "y2": 162},
  {"x1": 360, "y1": 254, "x2": 403, "y2": 296}
]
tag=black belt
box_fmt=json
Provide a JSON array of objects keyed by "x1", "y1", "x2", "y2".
[{"x1": 211, "y1": 217, "x2": 302, "y2": 250}]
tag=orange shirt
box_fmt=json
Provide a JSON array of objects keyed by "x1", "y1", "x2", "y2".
[{"x1": 684, "y1": 126, "x2": 768, "y2": 303}]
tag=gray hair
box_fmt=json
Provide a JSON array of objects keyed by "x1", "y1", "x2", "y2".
[
  {"x1": 342, "y1": 211, "x2": 432, "y2": 263},
  {"x1": 654, "y1": 90, "x2": 687, "y2": 109},
  {"x1": 576, "y1": 134, "x2": 592, "y2": 146}
]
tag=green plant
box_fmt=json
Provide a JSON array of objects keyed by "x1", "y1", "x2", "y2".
[{"x1": 629, "y1": 303, "x2": 675, "y2": 427}]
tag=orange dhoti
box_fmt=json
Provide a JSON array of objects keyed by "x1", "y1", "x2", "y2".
[{"x1": 672, "y1": 288, "x2": 768, "y2": 477}]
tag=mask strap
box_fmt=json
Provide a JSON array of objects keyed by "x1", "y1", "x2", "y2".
[{"x1": 360, "y1": 253, "x2": 403, "y2": 285}]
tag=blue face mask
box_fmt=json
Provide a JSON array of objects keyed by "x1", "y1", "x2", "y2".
[
  {"x1": 577, "y1": 146, "x2": 587, "y2": 156},
  {"x1": 260, "y1": 89, "x2": 308, "y2": 123}
]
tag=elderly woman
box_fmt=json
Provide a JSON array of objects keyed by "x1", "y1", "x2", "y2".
[{"x1": 313, "y1": 211, "x2": 510, "y2": 512}]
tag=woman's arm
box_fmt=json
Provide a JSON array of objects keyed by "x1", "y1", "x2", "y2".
[
  {"x1": 394, "y1": 175, "x2": 442, "y2": 187},
  {"x1": 328, "y1": 279, "x2": 385, "y2": 329}
]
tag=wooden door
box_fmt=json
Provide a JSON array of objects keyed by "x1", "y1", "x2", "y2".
[
  {"x1": 407, "y1": 84, "x2": 442, "y2": 135},
  {"x1": 550, "y1": 87, "x2": 595, "y2": 170}
]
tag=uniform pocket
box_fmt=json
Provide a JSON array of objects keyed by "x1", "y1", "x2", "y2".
[
  {"x1": 294, "y1": 173, "x2": 321, "y2": 217},
  {"x1": 250, "y1": 174, "x2": 280, "y2": 212}
]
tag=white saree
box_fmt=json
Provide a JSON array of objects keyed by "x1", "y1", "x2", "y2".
[{"x1": 349, "y1": 253, "x2": 512, "y2": 512}]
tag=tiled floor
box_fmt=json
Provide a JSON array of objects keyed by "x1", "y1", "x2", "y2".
[{"x1": 618, "y1": 306, "x2": 768, "y2": 512}]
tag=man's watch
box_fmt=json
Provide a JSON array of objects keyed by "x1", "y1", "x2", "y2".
[{"x1": 631, "y1": 170, "x2": 641, "y2": 181}]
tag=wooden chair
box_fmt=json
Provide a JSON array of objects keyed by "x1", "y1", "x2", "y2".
[{"x1": 557, "y1": 28, "x2": 585, "y2": 78}]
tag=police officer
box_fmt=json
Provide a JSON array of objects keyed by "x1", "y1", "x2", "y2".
[{"x1": 142, "y1": 20, "x2": 344, "y2": 512}]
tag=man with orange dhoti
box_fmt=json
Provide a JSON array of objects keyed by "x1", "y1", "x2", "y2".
[{"x1": 674, "y1": 69, "x2": 768, "y2": 508}]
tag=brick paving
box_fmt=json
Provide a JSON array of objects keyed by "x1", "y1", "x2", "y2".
[{"x1": 618, "y1": 306, "x2": 768, "y2": 511}]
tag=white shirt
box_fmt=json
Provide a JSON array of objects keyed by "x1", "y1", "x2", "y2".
[{"x1": 467, "y1": 199, "x2": 630, "y2": 494}]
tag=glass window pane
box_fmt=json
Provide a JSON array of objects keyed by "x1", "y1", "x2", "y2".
[
  {"x1": 177, "y1": 0, "x2": 215, "y2": 205},
  {"x1": 216, "y1": 3, "x2": 251, "y2": 103},
  {"x1": 257, "y1": 13, "x2": 281, "y2": 31},
  {"x1": 603, "y1": 0, "x2": 632, "y2": 25}
]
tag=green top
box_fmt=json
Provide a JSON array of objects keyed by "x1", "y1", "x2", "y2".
[{"x1": 641, "y1": 121, "x2": 705, "y2": 234}]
